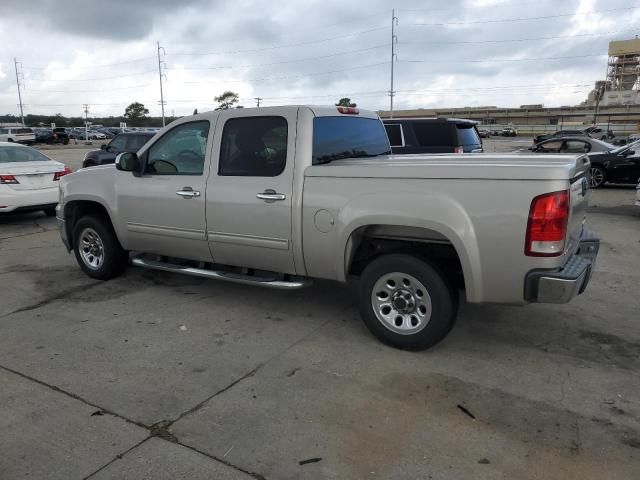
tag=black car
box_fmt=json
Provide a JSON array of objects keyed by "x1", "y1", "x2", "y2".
[
  {"x1": 533, "y1": 129, "x2": 585, "y2": 145},
  {"x1": 383, "y1": 118, "x2": 482, "y2": 154},
  {"x1": 34, "y1": 128, "x2": 56, "y2": 144},
  {"x1": 52, "y1": 127, "x2": 70, "y2": 145},
  {"x1": 82, "y1": 132, "x2": 155, "y2": 168},
  {"x1": 587, "y1": 140, "x2": 640, "y2": 188}
]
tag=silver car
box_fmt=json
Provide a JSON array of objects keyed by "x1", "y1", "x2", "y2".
[{"x1": 529, "y1": 136, "x2": 614, "y2": 154}]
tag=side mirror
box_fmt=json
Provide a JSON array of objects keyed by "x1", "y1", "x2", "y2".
[
  {"x1": 115, "y1": 152, "x2": 139, "y2": 172},
  {"x1": 100, "y1": 144, "x2": 108, "y2": 150}
]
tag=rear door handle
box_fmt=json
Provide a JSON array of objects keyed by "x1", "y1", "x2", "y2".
[
  {"x1": 256, "y1": 189, "x2": 286, "y2": 202},
  {"x1": 176, "y1": 187, "x2": 201, "y2": 199}
]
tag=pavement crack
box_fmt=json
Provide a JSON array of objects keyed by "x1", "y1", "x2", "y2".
[
  {"x1": 82, "y1": 436, "x2": 152, "y2": 480},
  {"x1": 0, "y1": 364, "x2": 147, "y2": 431}
]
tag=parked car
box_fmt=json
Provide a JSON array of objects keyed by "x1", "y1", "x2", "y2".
[
  {"x1": 501, "y1": 127, "x2": 517, "y2": 137},
  {"x1": 82, "y1": 132, "x2": 156, "y2": 168},
  {"x1": 89, "y1": 131, "x2": 106, "y2": 140},
  {"x1": 52, "y1": 127, "x2": 70, "y2": 145},
  {"x1": 529, "y1": 137, "x2": 614, "y2": 155},
  {"x1": 587, "y1": 139, "x2": 640, "y2": 188},
  {"x1": 533, "y1": 129, "x2": 585, "y2": 145},
  {"x1": 383, "y1": 118, "x2": 483, "y2": 154},
  {"x1": 0, "y1": 142, "x2": 72, "y2": 215},
  {"x1": 0, "y1": 127, "x2": 36, "y2": 145},
  {"x1": 584, "y1": 126, "x2": 615, "y2": 141},
  {"x1": 636, "y1": 178, "x2": 640, "y2": 207},
  {"x1": 478, "y1": 129, "x2": 491, "y2": 138},
  {"x1": 57, "y1": 105, "x2": 599, "y2": 351},
  {"x1": 33, "y1": 128, "x2": 56, "y2": 144},
  {"x1": 97, "y1": 128, "x2": 116, "y2": 139}
]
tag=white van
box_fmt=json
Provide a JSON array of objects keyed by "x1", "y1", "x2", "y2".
[{"x1": 0, "y1": 127, "x2": 36, "y2": 145}]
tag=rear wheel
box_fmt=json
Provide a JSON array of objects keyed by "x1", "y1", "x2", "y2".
[
  {"x1": 590, "y1": 166, "x2": 606, "y2": 188},
  {"x1": 73, "y1": 216, "x2": 128, "y2": 280},
  {"x1": 358, "y1": 254, "x2": 457, "y2": 351}
]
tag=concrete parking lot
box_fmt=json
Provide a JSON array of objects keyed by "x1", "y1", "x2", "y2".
[{"x1": 1, "y1": 143, "x2": 639, "y2": 479}]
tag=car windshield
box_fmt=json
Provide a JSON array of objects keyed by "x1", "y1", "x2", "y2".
[
  {"x1": 0, "y1": 146, "x2": 52, "y2": 163},
  {"x1": 610, "y1": 139, "x2": 640, "y2": 154},
  {"x1": 589, "y1": 138, "x2": 615, "y2": 150}
]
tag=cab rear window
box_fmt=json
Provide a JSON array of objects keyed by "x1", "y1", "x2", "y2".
[
  {"x1": 313, "y1": 117, "x2": 390, "y2": 164},
  {"x1": 456, "y1": 125, "x2": 481, "y2": 146}
]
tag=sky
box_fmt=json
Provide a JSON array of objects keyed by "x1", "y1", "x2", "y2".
[{"x1": 0, "y1": 0, "x2": 638, "y2": 118}]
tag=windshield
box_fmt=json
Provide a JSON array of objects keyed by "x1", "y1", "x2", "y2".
[
  {"x1": 313, "y1": 117, "x2": 390, "y2": 164},
  {"x1": 0, "y1": 146, "x2": 52, "y2": 163},
  {"x1": 610, "y1": 139, "x2": 640, "y2": 154}
]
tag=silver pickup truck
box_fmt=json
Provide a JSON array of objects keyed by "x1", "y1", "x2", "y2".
[{"x1": 57, "y1": 106, "x2": 599, "y2": 350}]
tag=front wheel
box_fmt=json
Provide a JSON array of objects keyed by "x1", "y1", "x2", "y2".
[
  {"x1": 358, "y1": 254, "x2": 457, "y2": 351},
  {"x1": 73, "y1": 216, "x2": 128, "y2": 280},
  {"x1": 590, "y1": 166, "x2": 606, "y2": 188}
]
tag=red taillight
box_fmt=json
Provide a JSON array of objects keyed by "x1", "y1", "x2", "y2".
[
  {"x1": 0, "y1": 174, "x2": 19, "y2": 184},
  {"x1": 337, "y1": 106, "x2": 359, "y2": 114},
  {"x1": 525, "y1": 190, "x2": 569, "y2": 257},
  {"x1": 453, "y1": 146, "x2": 464, "y2": 154},
  {"x1": 53, "y1": 166, "x2": 73, "y2": 181}
]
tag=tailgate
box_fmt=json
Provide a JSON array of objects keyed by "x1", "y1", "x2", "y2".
[{"x1": 566, "y1": 155, "x2": 591, "y2": 255}]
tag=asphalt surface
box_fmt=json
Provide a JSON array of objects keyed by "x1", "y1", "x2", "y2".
[{"x1": 0, "y1": 142, "x2": 639, "y2": 479}]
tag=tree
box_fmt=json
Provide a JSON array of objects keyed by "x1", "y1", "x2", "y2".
[
  {"x1": 123, "y1": 102, "x2": 149, "y2": 126},
  {"x1": 214, "y1": 91, "x2": 240, "y2": 110},
  {"x1": 336, "y1": 97, "x2": 356, "y2": 107}
]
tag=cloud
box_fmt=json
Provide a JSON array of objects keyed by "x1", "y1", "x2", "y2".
[{"x1": 0, "y1": 0, "x2": 635, "y2": 116}]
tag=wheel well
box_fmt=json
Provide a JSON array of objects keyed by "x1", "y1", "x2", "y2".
[
  {"x1": 63, "y1": 201, "x2": 113, "y2": 249},
  {"x1": 346, "y1": 225, "x2": 465, "y2": 291}
]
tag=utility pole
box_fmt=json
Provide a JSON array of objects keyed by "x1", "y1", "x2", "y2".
[
  {"x1": 83, "y1": 104, "x2": 90, "y2": 143},
  {"x1": 254, "y1": 97, "x2": 262, "y2": 107},
  {"x1": 13, "y1": 58, "x2": 25, "y2": 126},
  {"x1": 389, "y1": 9, "x2": 398, "y2": 118},
  {"x1": 157, "y1": 41, "x2": 167, "y2": 127}
]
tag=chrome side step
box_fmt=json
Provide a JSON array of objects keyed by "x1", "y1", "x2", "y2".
[{"x1": 131, "y1": 255, "x2": 312, "y2": 290}]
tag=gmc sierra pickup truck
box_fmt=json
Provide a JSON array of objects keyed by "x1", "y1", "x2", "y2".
[{"x1": 57, "y1": 106, "x2": 599, "y2": 350}]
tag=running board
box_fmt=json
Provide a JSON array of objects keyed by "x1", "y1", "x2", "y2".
[{"x1": 131, "y1": 255, "x2": 312, "y2": 290}]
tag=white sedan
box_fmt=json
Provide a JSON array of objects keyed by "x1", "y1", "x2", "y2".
[{"x1": 0, "y1": 142, "x2": 72, "y2": 215}]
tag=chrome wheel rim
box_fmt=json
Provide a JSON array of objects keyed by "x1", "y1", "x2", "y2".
[
  {"x1": 79, "y1": 227, "x2": 104, "y2": 270},
  {"x1": 590, "y1": 167, "x2": 604, "y2": 188},
  {"x1": 371, "y1": 272, "x2": 432, "y2": 335}
]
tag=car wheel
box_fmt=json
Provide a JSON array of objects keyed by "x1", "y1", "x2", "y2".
[
  {"x1": 73, "y1": 216, "x2": 128, "y2": 280},
  {"x1": 63, "y1": 138, "x2": 69, "y2": 145},
  {"x1": 7, "y1": 138, "x2": 14, "y2": 142},
  {"x1": 42, "y1": 207, "x2": 57, "y2": 217},
  {"x1": 83, "y1": 161, "x2": 96, "y2": 168},
  {"x1": 590, "y1": 166, "x2": 606, "y2": 188},
  {"x1": 358, "y1": 254, "x2": 457, "y2": 351}
]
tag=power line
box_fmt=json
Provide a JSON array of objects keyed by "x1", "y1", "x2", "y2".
[
  {"x1": 403, "y1": 54, "x2": 605, "y2": 64},
  {"x1": 169, "y1": 44, "x2": 388, "y2": 71},
  {"x1": 26, "y1": 69, "x2": 158, "y2": 83},
  {"x1": 183, "y1": 61, "x2": 388, "y2": 84},
  {"x1": 168, "y1": 26, "x2": 389, "y2": 57},
  {"x1": 23, "y1": 83, "x2": 155, "y2": 93},
  {"x1": 400, "y1": 28, "x2": 640, "y2": 46},
  {"x1": 409, "y1": 5, "x2": 640, "y2": 26},
  {"x1": 26, "y1": 57, "x2": 157, "y2": 70}
]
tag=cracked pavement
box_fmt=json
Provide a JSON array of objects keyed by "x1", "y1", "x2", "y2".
[{"x1": 0, "y1": 146, "x2": 639, "y2": 479}]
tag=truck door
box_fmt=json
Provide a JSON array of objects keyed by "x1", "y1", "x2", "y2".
[
  {"x1": 206, "y1": 109, "x2": 298, "y2": 275},
  {"x1": 117, "y1": 120, "x2": 213, "y2": 262}
]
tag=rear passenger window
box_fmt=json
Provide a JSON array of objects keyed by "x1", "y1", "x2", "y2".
[
  {"x1": 537, "y1": 140, "x2": 563, "y2": 152},
  {"x1": 412, "y1": 122, "x2": 456, "y2": 147},
  {"x1": 384, "y1": 124, "x2": 404, "y2": 147},
  {"x1": 562, "y1": 141, "x2": 591, "y2": 153},
  {"x1": 218, "y1": 117, "x2": 288, "y2": 176},
  {"x1": 456, "y1": 125, "x2": 481, "y2": 146}
]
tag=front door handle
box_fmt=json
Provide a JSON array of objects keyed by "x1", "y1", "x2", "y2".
[
  {"x1": 176, "y1": 187, "x2": 201, "y2": 199},
  {"x1": 256, "y1": 189, "x2": 286, "y2": 202}
]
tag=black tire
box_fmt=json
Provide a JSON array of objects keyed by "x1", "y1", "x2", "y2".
[
  {"x1": 72, "y1": 215, "x2": 128, "y2": 280},
  {"x1": 358, "y1": 254, "x2": 457, "y2": 351},
  {"x1": 7, "y1": 138, "x2": 14, "y2": 143},
  {"x1": 590, "y1": 166, "x2": 606, "y2": 189},
  {"x1": 42, "y1": 207, "x2": 57, "y2": 217},
  {"x1": 83, "y1": 161, "x2": 96, "y2": 168},
  {"x1": 63, "y1": 138, "x2": 69, "y2": 145}
]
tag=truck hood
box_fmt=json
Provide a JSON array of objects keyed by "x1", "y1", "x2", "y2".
[{"x1": 305, "y1": 153, "x2": 590, "y2": 181}]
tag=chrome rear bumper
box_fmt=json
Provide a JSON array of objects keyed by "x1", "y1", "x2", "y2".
[{"x1": 524, "y1": 229, "x2": 599, "y2": 304}]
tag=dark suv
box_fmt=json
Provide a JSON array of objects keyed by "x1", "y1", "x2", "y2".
[
  {"x1": 383, "y1": 118, "x2": 482, "y2": 154},
  {"x1": 82, "y1": 132, "x2": 155, "y2": 168}
]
